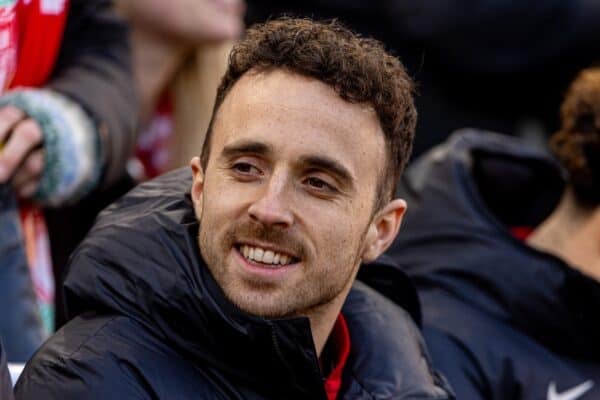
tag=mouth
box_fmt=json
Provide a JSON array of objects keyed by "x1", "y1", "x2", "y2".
[{"x1": 235, "y1": 243, "x2": 299, "y2": 268}]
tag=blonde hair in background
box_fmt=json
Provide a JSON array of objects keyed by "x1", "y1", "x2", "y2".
[
  {"x1": 169, "y1": 42, "x2": 231, "y2": 169},
  {"x1": 113, "y1": 0, "x2": 235, "y2": 172}
]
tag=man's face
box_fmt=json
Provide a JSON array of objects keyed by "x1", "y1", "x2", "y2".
[{"x1": 192, "y1": 69, "x2": 391, "y2": 318}]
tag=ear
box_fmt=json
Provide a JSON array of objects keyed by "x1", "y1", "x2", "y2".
[
  {"x1": 361, "y1": 198, "x2": 407, "y2": 262},
  {"x1": 190, "y1": 157, "x2": 205, "y2": 220}
]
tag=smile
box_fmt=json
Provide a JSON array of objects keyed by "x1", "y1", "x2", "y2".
[{"x1": 236, "y1": 244, "x2": 298, "y2": 267}]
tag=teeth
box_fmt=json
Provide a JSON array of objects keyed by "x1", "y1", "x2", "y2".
[
  {"x1": 254, "y1": 248, "x2": 264, "y2": 262},
  {"x1": 263, "y1": 250, "x2": 274, "y2": 264},
  {"x1": 239, "y1": 245, "x2": 294, "y2": 266}
]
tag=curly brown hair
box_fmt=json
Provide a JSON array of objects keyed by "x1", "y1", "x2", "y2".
[
  {"x1": 551, "y1": 67, "x2": 600, "y2": 206},
  {"x1": 200, "y1": 17, "x2": 417, "y2": 209}
]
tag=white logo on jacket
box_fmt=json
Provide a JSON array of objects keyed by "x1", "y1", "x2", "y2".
[{"x1": 547, "y1": 380, "x2": 594, "y2": 400}]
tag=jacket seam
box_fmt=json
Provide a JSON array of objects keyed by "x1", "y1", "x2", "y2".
[
  {"x1": 60, "y1": 315, "x2": 121, "y2": 360},
  {"x1": 347, "y1": 370, "x2": 451, "y2": 399}
]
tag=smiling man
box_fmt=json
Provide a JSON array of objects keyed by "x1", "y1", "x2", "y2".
[
  {"x1": 14, "y1": 18, "x2": 453, "y2": 400},
  {"x1": 193, "y1": 68, "x2": 396, "y2": 354}
]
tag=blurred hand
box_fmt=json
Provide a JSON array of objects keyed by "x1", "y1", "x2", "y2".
[
  {"x1": 0, "y1": 106, "x2": 44, "y2": 198},
  {"x1": 119, "y1": 0, "x2": 246, "y2": 43}
]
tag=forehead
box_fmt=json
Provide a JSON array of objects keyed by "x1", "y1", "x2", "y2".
[{"x1": 211, "y1": 69, "x2": 386, "y2": 178}]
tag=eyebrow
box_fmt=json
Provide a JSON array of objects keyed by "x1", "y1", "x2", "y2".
[{"x1": 220, "y1": 140, "x2": 274, "y2": 159}]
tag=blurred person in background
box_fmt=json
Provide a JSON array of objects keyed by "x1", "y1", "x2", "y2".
[
  {"x1": 0, "y1": 0, "x2": 136, "y2": 361},
  {"x1": 0, "y1": 183, "x2": 40, "y2": 367},
  {"x1": 115, "y1": 0, "x2": 245, "y2": 180},
  {"x1": 386, "y1": 68, "x2": 600, "y2": 399},
  {"x1": 245, "y1": 0, "x2": 600, "y2": 157}
]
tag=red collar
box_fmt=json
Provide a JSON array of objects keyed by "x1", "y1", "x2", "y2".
[
  {"x1": 323, "y1": 313, "x2": 351, "y2": 400},
  {"x1": 510, "y1": 226, "x2": 534, "y2": 241}
]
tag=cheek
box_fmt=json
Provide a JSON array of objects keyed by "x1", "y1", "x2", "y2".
[
  {"x1": 306, "y1": 201, "x2": 370, "y2": 253},
  {"x1": 202, "y1": 180, "x2": 248, "y2": 217}
]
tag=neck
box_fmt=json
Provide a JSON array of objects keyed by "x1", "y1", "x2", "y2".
[
  {"x1": 305, "y1": 269, "x2": 358, "y2": 357},
  {"x1": 306, "y1": 295, "x2": 346, "y2": 357},
  {"x1": 527, "y1": 188, "x2": 600, "y2": 281}
]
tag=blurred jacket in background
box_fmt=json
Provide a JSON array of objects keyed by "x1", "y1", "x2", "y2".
[{"x1": 387, "y1": 130, "x2": 600, "y2": 399}]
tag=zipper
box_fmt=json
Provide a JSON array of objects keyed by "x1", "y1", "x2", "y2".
[{"x1": 269, "y1": 321, "x2": 328, "y2": 400}]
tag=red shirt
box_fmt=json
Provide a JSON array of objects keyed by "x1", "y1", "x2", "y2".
[
  {"x1": 323, "y1": 313, "x2": 351, "y2": 400},
  {"x1": 510, "y1": 226, "x2": 534, "y2": 241}
]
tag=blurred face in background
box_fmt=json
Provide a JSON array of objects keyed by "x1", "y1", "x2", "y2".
[{"x1": 117, "y1": 0, "x2": 245, "y2": 43}]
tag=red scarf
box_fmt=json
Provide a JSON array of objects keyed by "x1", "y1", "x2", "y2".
[
  {"x1": 7, "y1": 0, "x2": 69, "y2": 89},
  {"x1": 136, "y1": 92, "x2": 175, "y2": 180}
]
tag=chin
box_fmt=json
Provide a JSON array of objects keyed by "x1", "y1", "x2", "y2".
[{"x1": 225, "y1": 289, "x2": 299, "y2": 319}]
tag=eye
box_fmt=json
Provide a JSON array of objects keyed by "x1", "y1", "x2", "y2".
[
  {"x1": 305, "y1": 176, "x2": 336, "y2": 192},
  {"x1": 232, "y1": 162, "x2": 261, "y2": 174}
]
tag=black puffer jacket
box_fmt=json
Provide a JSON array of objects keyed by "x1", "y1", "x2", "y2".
[
  {"x1": 15, "y1": 168, "x2": 453, "y2": 400},
  {"x1": 388, "y1": 130, "x2": 600, "y2": 399}
]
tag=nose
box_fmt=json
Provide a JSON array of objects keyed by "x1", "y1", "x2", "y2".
[{"x1": 247, "y1": 174, "x2": 294, "y2": 228}]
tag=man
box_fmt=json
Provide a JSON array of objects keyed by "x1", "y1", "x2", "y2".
[
  {"x1": 13, "y1": 18, "x2": 453, "y2": 399},
  {"x1": 387, "y1": 67, "x2": 600, "y2": 399}
]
